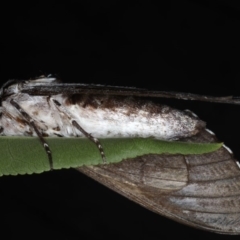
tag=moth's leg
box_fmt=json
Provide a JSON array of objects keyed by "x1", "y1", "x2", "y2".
[
  {"x1": 0, "y1": 101, "x2": 5, "y2": 134},
  {"x1": 51, "y1": 98, "x2": 106, "y2": 163},
  {"x1": 10, "y1": 99, "x2": 53, "y2": 170},
  {"x1": 0, "y1": 112, "x2": 4, "y2": 133},
  {"x1": 0, "y1": 109, "x2": 3, "y2": 134},
  {"x1": 71, "y1": 120, "x2": 106, "y2": 163}
]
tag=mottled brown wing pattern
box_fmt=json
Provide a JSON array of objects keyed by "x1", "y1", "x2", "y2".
[{"x1": 77, "y1": 129, "x2": 240, "y2": 234}]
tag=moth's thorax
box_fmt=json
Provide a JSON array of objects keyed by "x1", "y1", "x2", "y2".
[{"x1": 0, "y1": 81, "x2": 205, "y2": 140}]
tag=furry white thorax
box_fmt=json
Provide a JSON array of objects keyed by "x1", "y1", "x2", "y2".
[{"x1": 0, "y1": 78, "x2": 204, "y2": 140}]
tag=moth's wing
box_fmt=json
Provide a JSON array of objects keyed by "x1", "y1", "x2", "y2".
[{"x1": 77, "y1": 130, "x2": 240, "y2": 234}]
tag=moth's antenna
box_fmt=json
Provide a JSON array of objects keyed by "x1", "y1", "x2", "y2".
[{"x1": 147, "y1": 91, "x2": 240, "y2": 105}]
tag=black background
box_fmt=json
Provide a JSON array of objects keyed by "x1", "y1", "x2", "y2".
[{"x1": 1, "y1": 1, "x2": 240, "y2": 239}]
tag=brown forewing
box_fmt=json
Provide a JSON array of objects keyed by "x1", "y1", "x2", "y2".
[{"x1": 77, "y1": 129, "x2": 240, "y2": 234}]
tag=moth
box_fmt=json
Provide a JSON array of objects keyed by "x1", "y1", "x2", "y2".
[
  {"x1": 1, "y1": 76, "x2": 240, "y2": 234},
  {"x1": 0, "y1": 76, "x2": 207, "y2": 168}
]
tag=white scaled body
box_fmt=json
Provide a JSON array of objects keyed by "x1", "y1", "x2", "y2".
[{"x1": 0, "y1": 78, "x2": 205, "y2": 140}]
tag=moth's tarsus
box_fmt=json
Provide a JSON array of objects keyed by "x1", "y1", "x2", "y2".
[
  {"x1": 72, "y1": 120, "x2": 106, "y2": 163},
  {"x1": 43, "y1": 143, "x2": 53, "y2": 170},
  {"x1": 10, "y1": 99, "x2": 54, "y2": 170}
]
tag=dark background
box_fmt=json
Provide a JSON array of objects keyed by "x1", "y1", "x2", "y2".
[{"x1": 1, "y1": 1, "x2": 240, "y2": 239}]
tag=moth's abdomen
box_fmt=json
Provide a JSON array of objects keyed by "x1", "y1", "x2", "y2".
[{"x1": 65, "y1": 95, "x2": 206, "y2": 140}]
